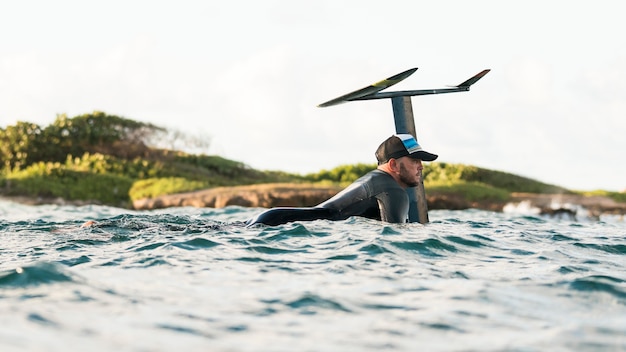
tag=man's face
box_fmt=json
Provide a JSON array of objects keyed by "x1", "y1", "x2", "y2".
[{"x1": 397, "y1": 157, "x2": 423, "y2": 188}]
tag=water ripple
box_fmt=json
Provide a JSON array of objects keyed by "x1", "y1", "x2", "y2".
[
  {"x1": 0, "y1": 262, "x2": 80, "y2": 288},
  {"x1": 569, "y1": 275, "x2": 626, "y2": 300},
  {"x1": 574, "y1": 242, "x2": 626, "y2": 254},
  {"x1": 1, "y1": 204, "x2": 625, "y2": 351},
  {"x1": 390, "y1": 239, "x2": 457, "y2": 257}
]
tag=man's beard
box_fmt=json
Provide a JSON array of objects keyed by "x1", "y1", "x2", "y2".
[{"x1": 398, "y1": 163, "x2": 420, "y2": 188}]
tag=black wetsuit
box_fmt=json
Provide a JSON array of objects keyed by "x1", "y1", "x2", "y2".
[{"x1": 247, "y1": 169, "x2": 409, "y2": 226}]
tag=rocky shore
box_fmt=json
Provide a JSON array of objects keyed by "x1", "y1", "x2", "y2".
[
  {"x1": 132, "y1": 183, "x2": 626, "y2": 220},
  {"x1": 4, "y1": 183, "x2": 625, "y2": 220},
  {"x1": 132, "y1": 183, "x2": 344, "y2": 210}
]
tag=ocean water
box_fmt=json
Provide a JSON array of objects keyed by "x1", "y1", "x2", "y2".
[{"x1": 1, "y1": 200, "x2": 625, "y2": 352}]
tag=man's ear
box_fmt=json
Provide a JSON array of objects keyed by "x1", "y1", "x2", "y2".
[{"x1": 387, "y1": 158, "x2": 400, "y2": 173}]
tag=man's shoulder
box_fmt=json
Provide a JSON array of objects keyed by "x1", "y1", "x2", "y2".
[
  {"x1": 361, "y1": 169, "x2": 402, "y2": 192},
  {"x1": 362, "y1": 168, "x2": 390, "y2": 180}
]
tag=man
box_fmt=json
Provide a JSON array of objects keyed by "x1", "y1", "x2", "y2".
[{"x1": 247, "y1": 134, "x2": 438, "y2": 226}]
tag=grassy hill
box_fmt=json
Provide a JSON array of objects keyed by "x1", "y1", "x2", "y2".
[{"x1": 1, "y1": 112, "x2": 624, "y2": 208}]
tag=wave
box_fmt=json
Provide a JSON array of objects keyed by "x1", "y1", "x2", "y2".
[
  {"x1": 0, "y1": 262, "x2": 81, "y2": 288},
  {"x1": 569, "y1": 275, "x2": 626, "y2": 301}
]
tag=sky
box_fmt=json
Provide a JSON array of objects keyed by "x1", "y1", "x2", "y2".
[{"x1": 1, "y1": 0, "x2": 625, "y2": 191}]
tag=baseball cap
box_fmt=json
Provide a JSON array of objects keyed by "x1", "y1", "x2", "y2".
[{"x1": 375, "y1": 134, "x2": 438, "y2": 164}]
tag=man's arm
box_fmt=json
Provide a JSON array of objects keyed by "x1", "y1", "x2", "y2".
[{"x1": 376, "y1": 189, "x2": 410, "y2": 223}]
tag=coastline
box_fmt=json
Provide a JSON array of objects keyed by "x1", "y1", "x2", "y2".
[{"x1": 3, "y1": 183, "x2": 624, "y2": 220}]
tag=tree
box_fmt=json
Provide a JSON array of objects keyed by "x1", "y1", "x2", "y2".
[
  {"x1": 42, "y1": 111, "x2": 166, "y2": 160},
  {"x1": 1, "y1": 111, "x2": 169, "y2": 171},
  {"x1": 0, "y1": 121, "x2": 44, "y2": 171}
]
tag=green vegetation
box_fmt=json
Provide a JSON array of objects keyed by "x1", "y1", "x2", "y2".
[
  {"x1": 427, "y1": 181, "x2": 510, "y2": 203},
  {"x1": 580, "y1": 190, "x2": 626, "y2": 203},
  {"x1": 424, "y1": 162, "x2": 571, "y2": 198},
  {"x1": 302, "y1": 162, "x2": 570, "y2": 203},
  {"x1": 1, "y1": 111, "x2": 621, "y2": 208},
  {"x1": 0, "y1": 112, "x2": 302, "y2": 207},
  {"x1": 302, "y1": 163, "x2": 376, "y2": 185}
]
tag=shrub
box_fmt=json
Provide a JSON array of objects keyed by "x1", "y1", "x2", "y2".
[
  {"x1": 427, "y1": 181, "x2": 510, "y2": 202},
  {"x1": 303, "y1": 163, "x2": 376, "y2": 184},
  {"x1": 129, "y1": 177, "x2": 210, "y2": 200},
  {"x1": 5, "y1": 163, "x2": 133, "y2": 206}
]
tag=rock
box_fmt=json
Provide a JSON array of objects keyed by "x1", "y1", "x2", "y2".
[
  {"x1": 132, "y1": 183, "x2": 344, "y2": 210},
  {"x1": 508, "y1": 192, "x2": 626, "y2": 218}
]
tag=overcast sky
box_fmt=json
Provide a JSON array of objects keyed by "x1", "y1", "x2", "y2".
[{"x1": 1, "y1": 0, "x2": 625, "y2": 191}]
